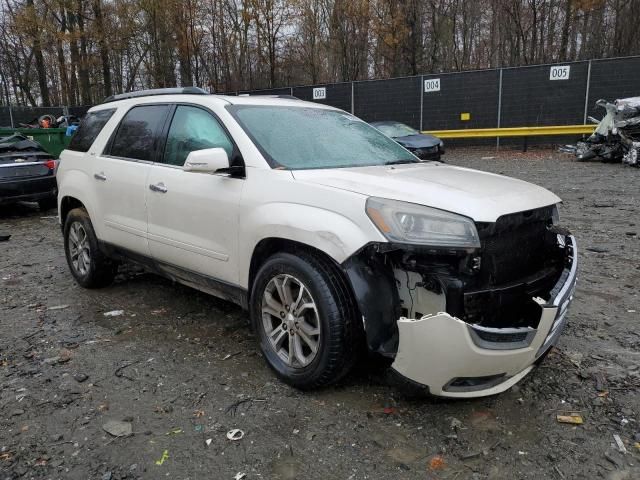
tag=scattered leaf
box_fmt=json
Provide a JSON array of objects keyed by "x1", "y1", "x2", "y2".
[
  {"x1": 429, "y1": 455, "x2": 446, "y2": 470},
  {"x1": 556, "y1": 413, "x2": 583, "y2": 425}
]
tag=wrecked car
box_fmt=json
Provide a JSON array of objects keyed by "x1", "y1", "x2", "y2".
[
  {"x1": 565, "y1": 97, "x2": 640, "y2": 165},
  {"x1": 0, "y1": 133, "x2": 58, "y2": 210},
  {"x1": 56, "y1": 88, "x2": 577, "y2": 397},
  {"x1": 370, "y1": 120, "x2": 444, "y2": 161}
]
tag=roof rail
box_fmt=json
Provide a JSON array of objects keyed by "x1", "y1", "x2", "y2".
[
  {"x1": 102, "y1": 87, "x2": 209, "y2": 104},
  {"x1": 237, "y1": 94, "x2": 299, "y2": 100}
]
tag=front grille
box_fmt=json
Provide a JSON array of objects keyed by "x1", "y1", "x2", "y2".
[{"x1": 477, "y1": 207, "x2": 554, "y2": 285}]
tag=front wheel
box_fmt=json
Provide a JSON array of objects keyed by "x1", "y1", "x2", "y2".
[
  {"x1": 250, "y1": 252, "x2": 360, "y2": 389},
  {"x1": 63, "y1": 208, "x2": 117, "y2": 288}
]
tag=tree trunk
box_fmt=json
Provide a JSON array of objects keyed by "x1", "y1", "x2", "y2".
[
  {"x1": 76, "y1": 0, "x2": 92, "y2": 104},
  {"x1": 92, "y1": 0, "x2": 112, "y2": 98},
  {"x1": 26, "y1": 0, "x2": 50, "y2": 106}
]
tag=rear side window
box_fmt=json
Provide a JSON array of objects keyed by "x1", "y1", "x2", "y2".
[
  {"x1": 66, "y1": 109, "x2": 115, "y2": 152},
  {"x1": 108, "y1": 105, "x2": 169, "y2": 161}
]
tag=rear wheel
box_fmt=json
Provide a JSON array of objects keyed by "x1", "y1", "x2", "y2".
[
  {"x1": 250, "y1": 251, "x2": 360, "y2": 389},
  {"x1": 63, "y1": 208, "x2": 117, "y2": 288}
]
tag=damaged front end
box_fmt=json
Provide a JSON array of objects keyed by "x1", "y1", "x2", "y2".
[{"x1": 343, "y1": 204, "x2": 577, "y2": 397}]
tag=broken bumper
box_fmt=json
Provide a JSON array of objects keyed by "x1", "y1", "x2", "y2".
[{"x1": 390, "y1": 236, "x2": 578, "y2": 398}]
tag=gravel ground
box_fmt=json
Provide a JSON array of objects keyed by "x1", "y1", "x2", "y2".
[{"x1": 1, "y1": 149, "x2": 639, "y2": 480}]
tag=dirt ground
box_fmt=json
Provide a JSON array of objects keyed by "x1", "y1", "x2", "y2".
[{"x1": 1, "y1": 149, "x2": 639, "y2": 480}]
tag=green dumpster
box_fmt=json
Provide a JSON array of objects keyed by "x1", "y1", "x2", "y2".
[{"x1": 0, "y1": 128, "x2": 72, "y2": 158}]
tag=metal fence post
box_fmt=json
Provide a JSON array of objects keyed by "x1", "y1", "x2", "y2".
[
  {"x1": 583, "y1": 60, "x2": 592, "y2": 125},
  {"x1": 419, "y1": 75, "x2": 424, "y2": 131},
  {"x1": 350, "y1": 82, "x2": 355, "y2": 114},
  {"x1": 496, "y1": 68, "x2": 503, "y2": 149}
]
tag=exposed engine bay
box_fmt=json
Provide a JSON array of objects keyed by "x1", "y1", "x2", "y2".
[{"x1": 343, "y1": 205, "x2": 573, "y2": 358}]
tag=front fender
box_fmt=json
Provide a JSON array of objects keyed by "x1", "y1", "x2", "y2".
[{"x1": 239, "y1": 202, "x2": 383, "y2": 287}]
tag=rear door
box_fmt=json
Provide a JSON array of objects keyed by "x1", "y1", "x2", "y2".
[
  {"x1": 146, "y1": 104, "x2": 245, "y2": 285},
  {"x1": 95, "y1": 104, "x2": 171, "y2": 255}
]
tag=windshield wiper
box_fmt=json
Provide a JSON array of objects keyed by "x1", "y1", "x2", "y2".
[{"x1": 384, "y1": 159, "x2": 421, "y2": 165}]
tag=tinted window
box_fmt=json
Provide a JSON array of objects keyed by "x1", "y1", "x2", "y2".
[
  {"x1": 231, "y1": 106, "x2": 415, "y2": 170},
  {"x1": 67, "y1": 109, "x2": 115, "y2": 152},
  {"x1": 163, "y1": 106, "x2": 233, "y2": 166},
  {"x1": 109, "y1": 105, "x2": 168, "y2": 161}
]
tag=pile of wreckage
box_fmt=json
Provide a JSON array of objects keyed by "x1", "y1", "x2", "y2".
[{"x1": 563, "y1": 97, "x2": 640, "y2": 166}]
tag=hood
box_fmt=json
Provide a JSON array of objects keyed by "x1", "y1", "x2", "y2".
[
  {"x1": 292, "y1": 163, "x2": 560, "y2": 223},
  {"x1": 393, "y1": 134, "x2": 440, "y2": 149}
]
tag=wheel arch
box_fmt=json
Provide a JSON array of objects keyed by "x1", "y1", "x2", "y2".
[
  {"x1": 248, "y1": 237, "x2": 346, "y2": 299},
  {"x1": 59, "y1": 196, "x2": 86, "y2": 229}
]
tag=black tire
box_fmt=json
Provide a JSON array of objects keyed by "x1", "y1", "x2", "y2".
[
  {"x1": 63, "y1": 208, "x2": 117, "y2": 288},
  {"x1": 38, "y1": 196, "x2": 57, "y2": 211},
  {"x1": 250, "y1": 251, "x2": 360, "y2": 389}
]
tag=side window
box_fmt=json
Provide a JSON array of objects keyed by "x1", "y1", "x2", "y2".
[
  {"x1": 108, "y1": 105, "x2": 169, "y2": 161},
  {"x1": 163, "y1": 106, "x2": 234, "y2": 167},
  {"x1": 67, "y1": 109, "x2": 115, "y2": 152}
]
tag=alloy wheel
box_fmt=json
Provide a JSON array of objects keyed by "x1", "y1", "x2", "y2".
[
  {"x1": 261, "y1": 274, "x2": 321, "y2": 368},
  {"x1": 68, "y1": 222, "x2": 91, "y2": 276}
]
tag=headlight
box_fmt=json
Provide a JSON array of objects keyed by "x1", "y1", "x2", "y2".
[{"x1": 366, "y1": 197, "x2": 480, "y2": 248}]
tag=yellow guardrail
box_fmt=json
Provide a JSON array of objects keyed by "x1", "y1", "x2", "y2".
[{"x1": 423, "y1": 125, "x2": 596, "y2": 139}]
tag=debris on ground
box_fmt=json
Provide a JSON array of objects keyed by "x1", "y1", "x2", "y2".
[
  {"x1": 449, "y1": 417, "x2": 463, "y2": 429},
  {"x1": 103, "y1": 310, "x2": 125, "y2": 317},
  {"x1": 586, "y1": 246, "x2": 609, "y2": 253},
  {"x1": 226, "y1": 429, "x2": 244, "y2": 441},
  {"x1": 0, "y1": 234, "x2": 10, "y2": 241},
  {"x1": 222, "y1": 351, "x2": 241, "y2": 360},
  {"x1": 429, "y1": 455, "x2": 446, "y2": 470},
  {"x1": 556, "y1": 413, "x2": 584, "y2": 425},
  {"x1": 102, "y1": 420, "x2": 133, "y2": 438},
  {"x1": 155, "y1": 450, "x2": 169, "y2": 466},
  {"x1": 234, "y1": 473, "x2": 247, "y2": 480},
  {"x1": 613, "y1": 434, "x2": 628, "y2": 454},
  {"x1": 47, "y1": 304, "x2": 69, "y2": 311}
]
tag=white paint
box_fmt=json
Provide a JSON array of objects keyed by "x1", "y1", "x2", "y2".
[{"x1": 550, "y1": 65, "x2": 570, "y2": 80}]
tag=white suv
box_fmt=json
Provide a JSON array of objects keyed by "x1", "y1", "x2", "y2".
[{"x1": 57, "y1": 88, "x2": 577, "y2": 397}]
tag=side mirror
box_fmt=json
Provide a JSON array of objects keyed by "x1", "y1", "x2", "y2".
[{"x1": 183, "y1": 148, "x2": 229, "y2": 174}]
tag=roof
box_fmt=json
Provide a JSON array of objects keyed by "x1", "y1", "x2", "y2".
[{"x1": 90, "y1": 89, "x2": 339, "y2": 113}]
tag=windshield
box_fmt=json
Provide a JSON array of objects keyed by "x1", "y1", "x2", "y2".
[
  {"x1": 230, "y1": 106, "x2": 416, "y2": 170},
  {"x1": 374, "y1": 122, "x2": 419, "y2": 138}
]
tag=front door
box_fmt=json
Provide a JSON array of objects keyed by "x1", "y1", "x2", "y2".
[
  {"x1": 146, "y1": 104, "x2": 245, "y2": 285},
  {"x1": 95, "y1": 104, "x2": 170, "y2": 255}
]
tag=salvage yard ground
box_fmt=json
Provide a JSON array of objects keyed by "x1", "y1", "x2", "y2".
[{"x1": 1, "y1": 149, "x2": 639, "y2": 480}]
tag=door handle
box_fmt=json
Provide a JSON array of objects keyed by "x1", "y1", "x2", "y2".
[
  {"x1": 149, "y1": 182, "x2": 168, "y2": 193},
  {"x1": 94, "y1": 172, "x2": 107, "y2": 181}
]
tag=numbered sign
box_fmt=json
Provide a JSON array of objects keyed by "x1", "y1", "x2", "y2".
[
  {"x1": 549, "y1": 65, "x2": 570, "y2": 80},
  {"x1": 424, "y1": 78, "x2": 441, "y2": 92},
  {"x1": 313, "y1": 87, "x2": 326, "y2": 100}
]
